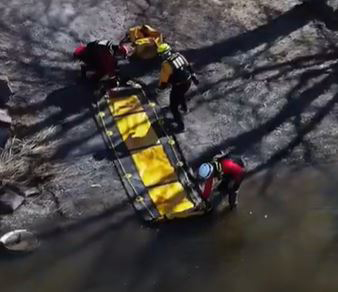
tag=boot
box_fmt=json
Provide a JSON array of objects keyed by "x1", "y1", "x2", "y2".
[{"x1": 175, "y1": 123, "x2": 185, "y2": 133}]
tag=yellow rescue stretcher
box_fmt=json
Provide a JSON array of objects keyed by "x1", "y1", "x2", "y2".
[
  {"x1": 120, "y1": 25, "x2": 163, "y2": 60},
  {"x1": 93, "y1": 82, "x2": 206, "y2": 221}
]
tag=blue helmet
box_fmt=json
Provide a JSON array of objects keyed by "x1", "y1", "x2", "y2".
[{"x1": 198, "y1": 163, "x2": 214, "y2": 180}]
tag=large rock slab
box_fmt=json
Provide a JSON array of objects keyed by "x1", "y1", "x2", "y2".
[
  {"x1": 0, "y1": 109, "x2": 12, "y2": 149},
  {"x1": 23, "y1": 187, "x2": 40, "y2": 197},
  {"x1": 0, "y1": 109, "x2": 12, "y2": 125},
  {"x1": 0, "y1": 75, "x2": 13, "y2": 106},
  {"x1": 0, "y1": 187, "x2": 25, "y2": 214}
]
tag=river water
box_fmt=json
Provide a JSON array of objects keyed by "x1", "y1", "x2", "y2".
[{"x1": 1, "y1": 165, "x2": 338, "y2": 292}]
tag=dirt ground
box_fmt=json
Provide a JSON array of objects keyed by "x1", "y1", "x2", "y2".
[{"x1": 1, "y1": 0, "x2": 338, "y2": 230}]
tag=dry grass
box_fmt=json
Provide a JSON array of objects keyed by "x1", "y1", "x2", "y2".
[{"x1": 0, "y1": 126, "x2": 58, "y2": 186}]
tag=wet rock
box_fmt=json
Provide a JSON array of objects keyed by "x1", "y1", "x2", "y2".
[
  {"x1": 0, "y1": 229, "x2": 39, "y2": 252},
  {"x1": 0, "y1": 75, "x2": 13, "y2": 106},
  {"x1": 0, "y1": 188, "x2": 25, "y2": 214},
  {"x1": 0, "y1": 109, "x2": 12, "y2": 149},
  {"x1": 0, "y1": 109, "x2": 12, "y2": 125},
  {"x1": 23, "y1": 187, "x2": 39, "y2": 197}
]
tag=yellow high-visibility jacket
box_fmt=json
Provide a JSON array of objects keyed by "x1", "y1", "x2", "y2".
[{"x1": 159, "y1": 61, "x2": 173, "y2": 88}]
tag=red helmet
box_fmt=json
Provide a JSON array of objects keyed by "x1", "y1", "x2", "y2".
[{"x1": 73, "y1": 45, "x2": 87, "y2": 60}]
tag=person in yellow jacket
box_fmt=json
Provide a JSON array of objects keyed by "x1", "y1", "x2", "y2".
[{"x1": 157, "y1": 43, "x2": 199, "y2": 132}]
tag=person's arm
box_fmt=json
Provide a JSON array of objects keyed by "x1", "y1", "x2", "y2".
[
  {"x1": 190, "y1": 69, "x2": 199, "y2": 85},
  {"x1": 201, "y1": 177, "x2": 213, "y2": 201},
  {"x1": 159, "y1": 61, "x2": 172, "y2": 89},
  {"x1": 181, "y1": 55, "x2": 199, "y2": 85}
]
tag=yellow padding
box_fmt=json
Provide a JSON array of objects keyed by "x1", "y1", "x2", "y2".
[
  {"x1": 135, "y1": 38, "x2": 154, "y2": 46},
  {"x1": 132, "y1": 145, "x2": 177, "y2": 187},
  {"x1": 108, "y1": 95, "x2": 143, "y2": 116},
  {"x1": 134, "y1": 38, "x2": 158, "y2": 59},
  {"x1": 148, "y1": 182, "x2": 194, "y2": 216},
  {"x1": 116, "y1": 112, "x2": 159, "y2": 150},
  {"x1": 128, "y1": 25, "x2": 163, "y2": 43}
]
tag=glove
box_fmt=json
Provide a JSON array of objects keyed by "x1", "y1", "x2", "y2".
[{"x1": 191, "y1": 74, "x2": 199, "y2": 85}]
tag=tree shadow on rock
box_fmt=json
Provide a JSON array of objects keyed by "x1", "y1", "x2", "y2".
[
  {"x1": 119, "y1": 56, "x2": 161, "y2": 80},
  {"x1": 189, "y1": 60, "x2": 338, "y2": 172},
  {"x1": 20, "y1": 84, "x2": 95, "y2": 139},
  {"x1": 183, "y1": 1, "x2": 338, "y2": 70},
  {"x1": 302, "y1": 0, "x2": 338, "y2": 31}
]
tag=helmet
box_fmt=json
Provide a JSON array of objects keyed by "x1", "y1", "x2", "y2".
[
  {"x1": 157, "y1": 43, "x2": 171, "y2": 55},
  {"x1": 198, "y1": 163, "x2": 214, "y2": 180},
  {"x1": 73, "y1": 45, "x2": 86, "y2": 60}
]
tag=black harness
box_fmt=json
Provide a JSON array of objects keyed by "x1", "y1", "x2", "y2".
[
  {"x1": 94, "y1": 40, "x2": 117, "y2": 55},
  {"x1": 86, "y1": 40, "x2": 117, "y2": 56},
  {"x1": 166, "y1": 53, "x2": 191, "y2": 84}
]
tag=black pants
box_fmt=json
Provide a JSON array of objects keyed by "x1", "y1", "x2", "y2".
[
  {"x1": 169, "y1": 80, "x2": 192, "y2": 129},
  {"x1": 217, "y1": 179, "x2": 240, "y2": 209}
]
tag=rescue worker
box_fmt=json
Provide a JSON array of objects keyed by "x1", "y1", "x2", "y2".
[
  {"x1": 197, "y1": 152, "x2": 245, "y2": 210},
  {"x1": 73, "y1": 40, "x2": 127, "y2": 82},
  {"x1": 157, "y1": 43, "x2": 199, "y2": 132}
]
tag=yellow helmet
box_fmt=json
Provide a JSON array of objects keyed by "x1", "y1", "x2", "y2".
[{"x1": 157, "y1": 43, "x2": 171, "y2": 54}]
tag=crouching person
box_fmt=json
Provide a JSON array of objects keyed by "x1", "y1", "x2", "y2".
[
  {"x1": 73, "y1": 40, "x2": 127, "y2": 83},
  {"x1": 197, "y1": 152, "x2": 246, "y2": 210}
]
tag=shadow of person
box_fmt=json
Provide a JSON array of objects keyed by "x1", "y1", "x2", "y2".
[
  {"x1": 119, "y1": 56, "x2": 160, "y2": 80},
  {"x1": 46, "y1": 83, "x2": 95, "y2": 115},
  {"x1": 20, "y1": 83, "x2": 96, "y2": 138},
  {"x1": 92, "y1": 144, "x2": 125, "y2": 161}
]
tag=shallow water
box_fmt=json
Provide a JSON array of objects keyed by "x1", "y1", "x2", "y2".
[{"x1": 1, "y1": 165, "x2": 338, "y2": 292}]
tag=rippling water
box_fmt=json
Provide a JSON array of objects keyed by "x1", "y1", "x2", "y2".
[{"x1": 1, "y1": 165, "x2": 338, "y2": 292}]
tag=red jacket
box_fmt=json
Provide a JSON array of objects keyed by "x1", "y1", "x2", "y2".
[
  {"x1": 75, "y1": 41, "x2": 117, "y2": 78},
  {"x1": 201, "y1": 159, "x2": 245, "y2": 200}
]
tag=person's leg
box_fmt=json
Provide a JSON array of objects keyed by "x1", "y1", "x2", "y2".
[
  {"x1": 170, "y1": 87, "x2": 184, "y2": 130},
  {"x1": 80, "y1": 65, "x2": 87, "y2": 80},
  {"x1": 226, "y1": 179, "x2": 240, "y2": 209},
  {"x1": 216, "y1": 178, "x2": 237, "y2": 209},
  {"x1": 179, "y1": 80, "x2": 191, "y2": 113},
  {"x1": 180, "y1": 98, "x2": 188, "y2": 113},
  {"x1": 228, "y1": 190, "x2": 238, "y2": 209}
]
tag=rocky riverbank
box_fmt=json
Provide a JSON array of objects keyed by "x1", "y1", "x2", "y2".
[{"x1": 1, "y1": 0, "x2": 338, "y2": 232}]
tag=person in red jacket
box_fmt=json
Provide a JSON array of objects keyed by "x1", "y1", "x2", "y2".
[
  {"x1": 197, "y1": 152, "x2": 245, "y2": 210},
  {"x1": 73, "y1": 40, "x2": 127, "y2": 82}
]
